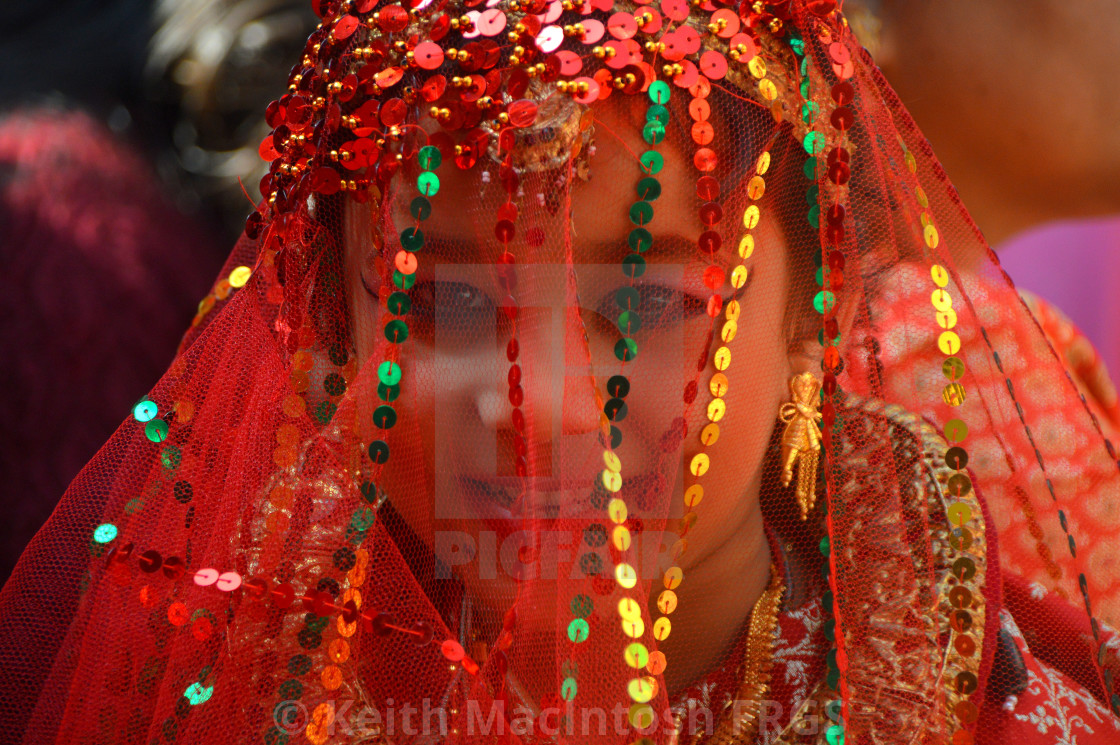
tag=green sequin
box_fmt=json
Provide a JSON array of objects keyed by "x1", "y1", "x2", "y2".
[
  {"x1": 567, "y1": 617, "x2": 590, "y2": 643},
  {"x1": 622, "y1": 254, "x2": 646, "y2": 278},
  {"x1": 393, "y1": 270, "x2": 416, "y2": 290},
  {"x1": 409, "y1": 196, "x2": 432, "y2": 221},
  {"x1": 642, "y1": 120, "x2": 665, "y2": 145},
  {"x1": 618, "y1": 311, "x2": 642, "y2": 335},
  {"x1": 323, "y1": 373, "x2": 347, "y2": 396},
  {"x1": 161, "y1": 446, "x2": 182, "y2": 470},
  {"x1": 818, "y1": 329, "x2": 842, "y2": 346},
  {"x1": 560, "y1": 677, "x2": 578, "y2": 701},
  {"x1": 384, "y1": 319, "x2": 409, "y2": 343},
  {"x1": 646, "y1": 104, "x2": 669, "y2": 125},
  {"x1": 417, "y1": 171, "x2": 440, "y2": 196},
  {"x1": 640, "y1": 150, "x2": 664, "y2": 175},
  {"x1": 629, "y1": 201, "x2": 653, "y2": 226},
  {"x1": 803, "y1": 131, "x2": 826, "y2": 155},
  {"x1": 173, "y1": 481, "x2": 193, "y2": 504},
  {"x1": 368, "y1": 440, "x2": 390, "y2": 464},
  {"x1": 287, "y1": 655, "x2": 313, "y2": 676},
  {"x1": 145, "y1": 419, "x2": 169, "y2": 443},
  {"x1": 373, "y1": 405, "x2": 398, "y2": 429},
  {"x1": 311, "y1": 400, "x2": 336, "y2": 424},
  {"x1": 418, "y1": 145, "x2": 442, "y2": 170},
  {"x1": 801, "y1": 101, "x2": 819, "y2": 125},
  {"x1": 400, "y1": 227, "x2": 425, "y2": 251},
  {"x1": 570, "y1": 594, "x2": 592, "y2": 618},
  {"x1": 614, "y1": 338, "x2": 638, "y2": 362},
  {"x1": 132, "y1": 400, "x2": 158, "y2": 423},
  {"x1": 387, "y1": 292, "x2": 412, "y2": 315},
  {"x1": 648, "y1": 80, "x2": 671, "y2": 104},
  {"x1": 616, "y1": 286, "x2": 640, "y2": 310},
  {"x1": 377, "y1": 361, "x2": 402, "y2": 386},
  {"x1": 628, "y1": 228, "x2": 652, "y2": 253},
  {"x1": 826, "y1": 667, "x2": 840, "y2": 690},
  {"x1": 636, "y1": 177, "x2": 661, "y2": 201},
  {"x1": 377, "y1": 382, "x2": 401, "y2": 402},
  {"x1": 350, "y1": 507, "x2": 377, "y2": 531},
  {"x1": 804, "y1": 157, "x2": 819, "y2": 181},
  {"x1": 93, "y1": 523, "x2": 118, "y2": 544},
  {"x1": 264, "y1": 727, "x2": 290, "y2": 745},
  {"x1": 278, "y1": 680, "x2": 303, "y2": 701},
  {"x1": 814, "y1": 291, "x2": 836, "y2": 314},
  {"x1": 183, "y1": 683, "x2": 213, "y2": 706}
]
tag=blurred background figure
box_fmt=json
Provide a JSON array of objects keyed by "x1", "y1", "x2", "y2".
[
  {"x1": 0, "y1": 0, "x2": 316, "y2": 583},
  {"x1": 144, "y1": 0, "x2": 317, "y2": 241},
  {"x1": 847, "y1": 0, "x2": 1120, "y2": 423}
]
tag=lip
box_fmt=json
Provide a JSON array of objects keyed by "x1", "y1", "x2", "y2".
[
  {"x1": 459, "y1": 475, "x2": 593, "y2": 519},
  {"x1": 456, "y1": 471, "x2": 666, "y2": 530}
]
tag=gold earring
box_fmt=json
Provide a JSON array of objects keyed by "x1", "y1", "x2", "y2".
[{"x1": 779, "y1": 372, "x2": 824, "y2": 520}]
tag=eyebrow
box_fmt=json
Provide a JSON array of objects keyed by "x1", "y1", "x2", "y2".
[
  {"x1": 411, "y1": 231, "x2": 741, "y2": 272},
  {"x1": 583, "y1": 234, "x2": 739, "y2": 272}
]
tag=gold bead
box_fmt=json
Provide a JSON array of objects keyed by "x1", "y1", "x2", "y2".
[{"x1": 498, "y1": 112, "x2": 510, "y2": 124}]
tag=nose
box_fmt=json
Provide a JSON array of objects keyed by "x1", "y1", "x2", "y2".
[{"x1": 474, "y1": 276, "x2": 603, "y2": 478}]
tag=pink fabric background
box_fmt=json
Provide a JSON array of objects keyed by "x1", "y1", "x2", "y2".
[{"x1": 997, "y1": 217, "x2": 1120, "y2": 379}]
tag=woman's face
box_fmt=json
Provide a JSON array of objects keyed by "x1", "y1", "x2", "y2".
[{"x1": 345, "y1": 99, "x2": 793, "y2": 627}]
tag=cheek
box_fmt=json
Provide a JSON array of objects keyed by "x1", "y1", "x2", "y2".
[{"x1": 673, "y1": 326, "x2": 789, "y2": 524}]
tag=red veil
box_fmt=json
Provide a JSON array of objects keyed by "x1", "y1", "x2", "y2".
[{"x1": 2, "y1": 1, "x2": 1120, "y2": 744}]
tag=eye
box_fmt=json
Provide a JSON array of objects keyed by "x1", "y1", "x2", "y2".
[
  {"x1": 409, "y1": 280, "x2": 501, "y2": 346},
  {"x1": 594, "y1": 283, "x2": 708, "y2": 334}
]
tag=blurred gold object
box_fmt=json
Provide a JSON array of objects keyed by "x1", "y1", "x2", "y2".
[{"x1": 780, "y1": 372, "x2": 824, "y2": 520}]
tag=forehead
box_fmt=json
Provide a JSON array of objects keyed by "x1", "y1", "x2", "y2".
[{"x1": 388, "y1": 94, "x2": 754, "y2": 269}]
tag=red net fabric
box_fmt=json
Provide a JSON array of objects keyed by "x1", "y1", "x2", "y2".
[{"x1": 2, "y1": 1, "x2": 1120, "y2": 744}]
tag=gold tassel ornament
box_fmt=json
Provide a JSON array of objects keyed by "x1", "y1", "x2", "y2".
[{"x1": 779, "y1": 372, "x2": 824, "y2": 520}]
